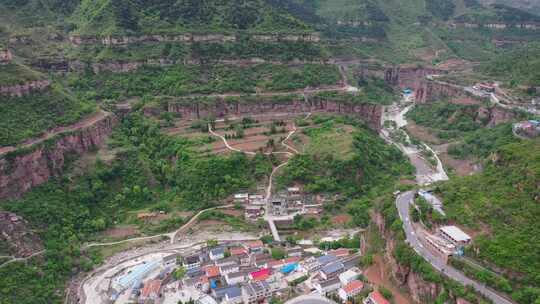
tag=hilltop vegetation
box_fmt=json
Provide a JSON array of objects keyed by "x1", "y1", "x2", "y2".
[
  {"x1": 437, "y1": 140, "x2": 540, "y2": 303},
  {"x1": 71, "y1": 0, "x2": 312, "y2": 36},
  {"x1": 0, "y1": 84, "x2": 95, "y2": 146}
]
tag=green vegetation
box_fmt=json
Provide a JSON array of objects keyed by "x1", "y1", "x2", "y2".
[
  {"x1": 480, "y1": 43, "x2": 540, "y2": 89},
  {"x1": 437, "y1": 140, "x2": 540, "y2": 303},
  {"x1": 448, "y1": 123, "x2": 521, "y2": 159},
  {"x1": 378, "y1": 196, "x2": 492, "y2": 304},
  {"x1": 0, "y1": 84, "x2": 95, "y2": 146},
  {"x1": 0, "y1": 63, "x2": 43, "y2": 85},
  {"x1": 271, "y1": 247, "x2": 286, "y2": 259},
  {"x1": 278, "y1": 116, "x2": 414, "y2": 196},
  {"x1": 71, "y1": 0, "x2": 311, "y2": 36},
  {"x1": 0, "y1": 109, "x2": 273, "y2": 302},
  {"x1": 69, "y1": 64, "x2": 341, "y2": 100},
  {"x1": 406, "y1": 102, "x2": 484, "y2": 140}
]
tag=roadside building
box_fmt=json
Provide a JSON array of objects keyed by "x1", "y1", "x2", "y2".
[
  {"x1": 339, "y1": 267, "x2": 362, "y2": 285},
  {"x1": 423, "y1": 232, "x2": 456, "y2": 263},
  {"x1": 338, "y1": 280, "x2": 364, "y2": 302},
  {"x1": 271, "y1": 198, "x2": 288, "y2": 216},
  {"x1": 216, "y1": 256, "x2": 239, "y2": 268},
  {"x1": 439, "y1": 226, "x2": 471, "y2": 246},
  {"x1": 314, "y1": 278, "x2": 341, "y2": 295},
  {"x1": 163, "y1": 253, "x2": 179, "y2": 267},
  {"x1": 245, "y1": 206, "x2": 264, "y2": 220}
]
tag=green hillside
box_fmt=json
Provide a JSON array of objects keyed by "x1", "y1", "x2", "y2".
[
  {"x1": 71, "y1": 0, "x2": 312, "y2": 36},
  {"x1": 437, "y1": 139, "x2": 540, "y2": 303}
]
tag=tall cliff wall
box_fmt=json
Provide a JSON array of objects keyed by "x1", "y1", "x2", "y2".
[
  {"x1": 69, "y1": 33, "x2": 321, "y2": 46},
  {"x1": 0, "y1": 112, "x2": 118, "y2": 200},
  {"x1": 167, "y1": 98, "x2": 383, "y2": 131},
  {"x1": 0, "y1": 49, "x2": 13, "y2": 64},
  {"x1": 373, "y1": 212, "x2": 441, "y2": 303},
  {"x1": 0, "y1": 80, "x2": 51, "y2": 97}
]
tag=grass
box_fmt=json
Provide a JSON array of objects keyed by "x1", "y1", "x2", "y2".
[{"x1": 302, "y1": 119, "x2": 355, "y2": 160}]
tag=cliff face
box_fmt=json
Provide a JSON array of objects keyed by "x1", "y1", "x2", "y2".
[
  {"x1": 68, "y1": 58, "x2": 327, "y2": 74},
  {"x1": 373, "y1": 212, "x2": 441, "y2": 304},
  {"x1": 69, "y1": 33, "x2": 321, "y2": 46},
  {"x1": 0, "y1": 49, "x2": 13, "y2": 64},
  {"x1": 0, "y1": 80, "x2": 51, "y2": 97},
  {"x1": 168, "y1": 98, "x2": 383, "y2": 131},
  {"x1": 0, "y1": 113, "x2": 117, "y2": 200},
  {"x1": 451, "y1": 22, "x2": 540, "y2": 30}
]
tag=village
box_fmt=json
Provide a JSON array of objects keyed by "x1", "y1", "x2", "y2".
[{"x1": 98, "y1": 237, "x2": 388, "y2": 304}]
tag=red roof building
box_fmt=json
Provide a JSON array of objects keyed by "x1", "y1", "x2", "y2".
[
  {"x1": 140, "y1": 279, "x2": 162, "y2": 301},
  {"x1": 230, "y1": 247, "x2": 248, "y2": 256},
  {"x1": 249, "y1": 268, "x2": 270, "y2": 281},
  {"x1": 245, "y1": 240, "x2": 264, "y2": 249},
  {"x1": 205, "y1": 265, "x2": 220, "y2": 278},
  {"x1": 329, "y1": 248, "x2": 350, "y2": 257},
  {"x1": 339, "y1": 280, "x2": 364, "y2": 301},
  {"x1": 364, "y1": 291, "x2": 390, "y2": 304}
]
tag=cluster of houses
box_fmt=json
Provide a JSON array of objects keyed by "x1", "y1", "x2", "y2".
[
  {"x1": 513, "y1": 120, "x2": 540, "y2": 138},
  {"x1": 109, "y1": 238, "x2": 394, "y2": 304},
  {"x1": 421, "y1": 225, "x2": 472, "y2": 263},
  {"x1": 236, "y1": 187, "x2": 326, "y2": 221}
]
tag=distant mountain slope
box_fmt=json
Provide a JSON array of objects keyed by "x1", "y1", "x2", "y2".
[{"x1": 70, "y1": 0, "x2": 312, "y2": 36}]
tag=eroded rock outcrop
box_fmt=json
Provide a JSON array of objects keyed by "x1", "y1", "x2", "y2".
[
  {"x1": 0, "y1": 112, "x2": 118, "y2": 200},
  {"x1": 0, "y1": 49, "x2": 13, "y2": 64},
  {"x1": 373, "y1": 212, "x2": 441, "y2": 303},
  {"x1": 0, "y1": 212, "x2": 43, "y2": 257},
  {"x1": 451, "y1": 22, "x2": 540, "y2": 30},
  {"x1": 0, "y1": 80, "x2": 51, "y2": 97},
  {"x1": 69, "y1": 33, "x2": 321, "y2": 46},
  {"x1": 167, "y1": 98, "x2": 383, "y2": 131}
]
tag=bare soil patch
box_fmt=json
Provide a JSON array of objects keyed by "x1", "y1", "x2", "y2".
[
  {"x1": 103, "y1": 225, "x2": 139, "y2": 238},
  {"x1": 364, "y1": 255, "x2": 412, "y2": 304},
  {"x1": 434, "y1": 144, "x2": 476, "y2": 176},
  {"x1": 405, "y1": 122, "x2": 442, "y2": 145},
  {"x1": 331, "y1": 214, "x2": 351, "y2": 225}
]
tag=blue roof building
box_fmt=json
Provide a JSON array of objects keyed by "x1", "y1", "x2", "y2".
[
  {"x1": 213, "y1": 286, "x2": 242, "y2": 301},
  {"x1": 320, "y1": 261, "x2": 344, "y2": 280},
  {"x1": 280, "y1": 262, "x2": 298, "y2": 274},
  {"x1": 113, "y1": 261, "x2": 160, "y2": 291},
  {"x1": 317, "y1": 254, "x2": 338, "y2": 266}
]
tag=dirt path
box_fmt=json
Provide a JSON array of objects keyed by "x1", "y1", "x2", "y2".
[
  {"x1": 0, "y1": 110, "x2": 109, "y2": 155},
  {"x1": 0, "y1": 250, "x2": 46, "y2": 269}
]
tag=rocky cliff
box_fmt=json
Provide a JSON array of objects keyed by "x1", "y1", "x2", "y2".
[
  {"x1": 69, "y1": 33, "x2": 321, "y2": 46},
  {"x1": 167, "y1": 97, "x2": 383, "y2": 131},
  {"x1": 0, "y1": 49, "x2": 13, "y2": 64},
  {"x1": 373, "y1": 212, "x2": 441, "y2": 303},
  {"x1": 0, "y1": 80, "x2": 51, "y2": 97},
  {"x1": 68, "y1": 58, "x2": 328, "y2": 74},
  {"x1": 451, "y1": 21, "x2": 540, "y2": 30},
  {"x1": 0, "y1": 112, "x2": 118, "y2": 200}
]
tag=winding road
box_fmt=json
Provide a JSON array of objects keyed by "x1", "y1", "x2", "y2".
[
  {"x1": 383, "y1": 99, "x2": 515, "y2": 304},
  {"x1": 395, "y1": 192, "x2": 514, "y2": 304}
]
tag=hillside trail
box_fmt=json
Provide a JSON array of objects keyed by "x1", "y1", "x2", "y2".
[{"x1": 0, "y1": 110, "x2": 110, "y2": 156}]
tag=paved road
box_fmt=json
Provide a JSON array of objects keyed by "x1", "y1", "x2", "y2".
[
  {"x1": 285, "y1": 294, "x2": 337, "y2": 304},
  {"x1": 395, "y1": 191, "x2": 514, "y2": 304}
]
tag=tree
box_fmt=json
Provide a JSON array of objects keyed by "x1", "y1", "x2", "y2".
[
  {"x1": 173, "y1": 267, "x2": 187, "y2": 280},
  {"x1": 271, "y1": 247, "x2": 286, "y2": 260},
  {"x1": 206, "y1": 239, "x2": 218, "y2": 248}
]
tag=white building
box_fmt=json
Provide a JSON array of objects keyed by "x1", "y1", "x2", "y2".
[
  {"x1": 439, "y1": 226, "x2": 471, "y2": 246},
  {"x1": 314, "y1": 278, "x2": 341, "y2": 295},
  {"x1": 339, "y1": 267, "x2": 362, "y2": 285}
]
